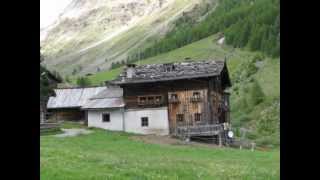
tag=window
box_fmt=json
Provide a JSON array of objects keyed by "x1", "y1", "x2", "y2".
[
  {"x1": 176, "y1": 114, "x2": 184, "y2": 122},
  {"x1": 194, "y1": 113, "x2": 201, "y2": 122},
  {"x1": 155, "y1": 96, "x2": 162, "y2": 104},
  {"x1": 193, "y1": 91, "x2": 200, "y2": 98},
  {"x1": 102, "y1": 113, "x2": 110, "y2": 122},
  {"x1": 171, "y1": 94, "x2": 178, "y2": 99},
  {"x1": 141, "y1": 117, "x2": 149, "y2": 127},
  {"x1": 147, "y1": 96, "x2": 154, "y2": 104},
  {"x1": 138, "y1": 95, "x2": 163, "y2": 106},
  {"x1": 139, "y1": 97, "x2": 146, "y2": 104}
]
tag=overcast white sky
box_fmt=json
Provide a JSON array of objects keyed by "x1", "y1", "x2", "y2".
[{"x1": 40, "y1": 0, "x2": 72, "y2": 28}]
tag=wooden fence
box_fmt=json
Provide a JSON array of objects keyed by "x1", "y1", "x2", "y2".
[
  {"x1": 176, "y1": 124, "x2": 224, "y2": 138},
  {"x1": 40, "y1": 123, "x2": 61, "y2": 134}
]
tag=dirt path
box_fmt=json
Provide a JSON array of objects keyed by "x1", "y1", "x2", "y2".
[{"x1": 55, "y1": 128, "x2": 92, "y2": 138}]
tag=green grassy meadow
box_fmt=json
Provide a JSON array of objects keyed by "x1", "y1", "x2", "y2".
[{"x1": 40, "y1": 128, "x2": 279, "y2": 180}]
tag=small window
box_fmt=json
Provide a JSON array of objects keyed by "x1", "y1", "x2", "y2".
[
  {"x1": 141, "y1": 117, "x2": 149, "y2": 127},
  {"x1": 102, "y1": 113, "x2": 110, "y2": 122},
  {"x1": 155, "y1": 96, "x2": 162, "y2": 103},
  {"x1": 138, "y1": 97, "x2": 146, "y2": 105},
  {"x1": 171, "y1": 94, "x2": 178, "y2": 99},
  {"x1": 147, "y1": 96, "x2": 154, "y2": 104},
  {"x1": 194, "y1": 113, "x2": 201, "y2": 122},
  {"x1": 193, "y1": 91, "x2": 200, "y2": 98},
  {"x1": 139, "y1": 97, "x2": 146, "y2": 102},
  {"x1": 176, "y1": 114, "x2": 184, "y2": 122}
]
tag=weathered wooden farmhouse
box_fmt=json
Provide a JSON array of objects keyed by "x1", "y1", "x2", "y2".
[
  {"x1": 108, "y1": 61, "x2": 232, "y2": 142},
  {"x1": 47, "y1": 60, "x2": 232, "y2": 144}
]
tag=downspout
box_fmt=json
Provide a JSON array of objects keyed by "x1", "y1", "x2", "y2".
[{"x1": 121, "y1": 107, "x2": 126, "y2": 132}]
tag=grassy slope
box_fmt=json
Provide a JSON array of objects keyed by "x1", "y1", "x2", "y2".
[
  {"x1": 87, "y1": 34, "x2": 279, "y2": 99},
  {"x1": 41, "y1": 129, "x2": 280, "y2": 180},
  {"x1": 87, "y1": 34, "x2": 256, "y2": 83}
]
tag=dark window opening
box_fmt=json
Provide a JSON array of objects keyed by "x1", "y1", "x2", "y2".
[
  {"x1": 171, "y1": 94, "x2": 178, "y2": 99},
  {"x1": 194, "y1": 113, "x2": 201, "y2": 122},
  {"x1": 147, "y1": 96, "x2": 154, "y2": 104},
  {"x1": 139, "y1": 97, "x2": 146, "y2": 104},
  {"x1": 193, "y1": 91, "x2": 200, "y2": 98},
  {"x1": 139, "y1": 95, "x2": 163, "y2": 106},
  {"x1": 102, "y1": 113, "x2": 110, "y2": 122},
  {"x1": 155, "y1": 96, "x2": 162, "y2": 103},
  {"x1": 141, "y1": 117, "x2": 149, "y2": 127},
  {"x1": 176, "y1": 114, "x2": 184, "y2": 122}
]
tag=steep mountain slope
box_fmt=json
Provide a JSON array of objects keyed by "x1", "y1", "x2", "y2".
[
  {"x1": 41, "y1": 0, "x2": 217, "y2": 75},
  {"x1": 84, "y1": 34, "x2": 280, "y2": 147}
]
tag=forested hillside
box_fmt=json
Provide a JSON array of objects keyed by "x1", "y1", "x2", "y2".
[{"x1": 127, "y1": 0, "x2": 279, "y2": 64}]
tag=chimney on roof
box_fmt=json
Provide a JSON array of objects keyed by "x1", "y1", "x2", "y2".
[{"x1": 126, "y1": 64, "x2": 136, "y2": 78}]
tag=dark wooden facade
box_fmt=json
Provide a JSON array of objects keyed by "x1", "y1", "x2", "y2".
[
  {"x1": 120, "y1": 76, "x2": 230, "y2": 134},
  {"x1": 48, "y1": 108, "x2": 85, "y2": 122}
]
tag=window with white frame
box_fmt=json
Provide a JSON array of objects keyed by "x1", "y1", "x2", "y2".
[
  {"x1": 141, "y1": 117, "x2": 149, "y2": 127},
  {"x1": 102, "y1": 113, "x2": 110, "y2": 122}
]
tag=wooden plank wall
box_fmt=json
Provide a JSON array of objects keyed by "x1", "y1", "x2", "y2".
[
  {"x1": 168, "y1": 89, "x2": 208, "y2": 132},
  {"x1": 121, "y1": 77, "x2": 229, "y2": 133},
  {"x1": 49, "y1": 109, "x2": 85, "y2": 121}
]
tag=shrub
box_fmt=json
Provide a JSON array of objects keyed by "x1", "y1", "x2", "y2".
[
  {"x1": 76, "y1": 77, "x2": 91, "y2": 87},
  {"x1": 249, "y1": 80, "x2": 265, "y2": 106}
]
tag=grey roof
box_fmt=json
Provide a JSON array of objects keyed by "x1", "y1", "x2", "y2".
[
  {"x1": 47, "y1": 86, "x2": 107, "y2": 109},
  {"x1": 112, "y1": 60, "x2": 226, "y2": 84},
  {"x1": 81, "y1": 86, "x2": 124, "y2": 109},
  {"x1": 81, "y1": 98, "x2": 124, "y2": 109},
  {"x1": 90, "y1": 86, "x2": 123, "y2": 99}
]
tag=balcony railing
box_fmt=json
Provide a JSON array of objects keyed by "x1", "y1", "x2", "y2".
[{"x1": 176, "y1": 124, "x2": 224, "y2": 137}]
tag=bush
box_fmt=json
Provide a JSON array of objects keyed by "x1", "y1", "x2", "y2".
[
  {"x1": 237, "y1": 96, "x2": 249, "y2": 111},
  {"x1": 248, "y1": 80, "x2": 265, "y2": 106},
  {"x1": 76, "y1": 77, "x2": 91, "y2": 87},
  {"x1": 255, "y1": 135, "x2": 279, "y2": 148},
  {"x1": 257, "y1": 100, "x2": 279, "y2": 135}
]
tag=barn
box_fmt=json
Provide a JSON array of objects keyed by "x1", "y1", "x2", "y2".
[{"x1": 47, "y1": 86, "x2": 107, "y2": 123}]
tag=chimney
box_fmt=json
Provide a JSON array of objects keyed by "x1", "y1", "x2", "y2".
[{"x1": 126, "y1": 64, "x2": 136, "y2": 78}]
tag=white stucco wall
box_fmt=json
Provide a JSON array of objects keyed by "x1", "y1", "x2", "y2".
[
  {"x1": 124, "y1": 107, "x2": 169, "y2": 135},
  {"x1": 87, "y1": 108, "x2": 124, "y2": 131}
]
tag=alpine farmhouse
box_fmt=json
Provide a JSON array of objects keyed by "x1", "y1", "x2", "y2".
[{"x1": 47, "y1": 60, "x2": 232, "y2": 143}]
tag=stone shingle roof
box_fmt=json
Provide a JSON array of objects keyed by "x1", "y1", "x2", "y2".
[{"x1": 112, "y1": 60, "x2": 226, "y2": 84}]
